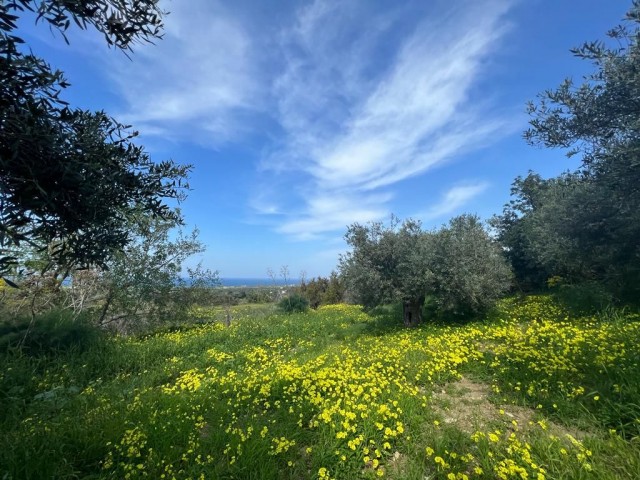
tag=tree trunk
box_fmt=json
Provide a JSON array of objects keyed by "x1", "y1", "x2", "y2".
[
  {"x1": 99, "y1": 288, "x2": 115, "y2": 326},
  {"x1": 402, "y1": 297, "x2": 424, "y2": 327}
]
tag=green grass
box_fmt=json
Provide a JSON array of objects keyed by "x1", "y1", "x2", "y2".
[{"x1": 1, "y1": 297, "x2": 639, "y2": 479}]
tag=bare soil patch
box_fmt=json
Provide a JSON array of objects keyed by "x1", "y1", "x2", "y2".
[
  {"x1": 386, "y1": 450, "x2": 407, "y2": 477},
  {"x1": 431, "y1": 376, "x2": 587, "y2": 439}
]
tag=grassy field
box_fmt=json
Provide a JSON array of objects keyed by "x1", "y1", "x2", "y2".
[{"x1": 1, "y1": 296, "x2": 640, "y2": 479}]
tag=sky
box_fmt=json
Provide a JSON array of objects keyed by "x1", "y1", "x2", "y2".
[{"x1": 17, "y1": 0, "x2": 631, "y2": 278}]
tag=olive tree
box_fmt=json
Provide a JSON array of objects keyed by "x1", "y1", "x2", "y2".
[
  {"x1": 1, "y1": 210, "x2": 219, "y2": 331},
  {"x1": 494, "y1": 2, "x2": 640, "y2": 300},
  {"x1": 340, "y1": 215, "x2": 511, "y2": 326},
  {"x1": 340, "y1": 218, "x2": 433, "y2": 326},
  {"x1": 97, "y1": 213, "x2": 219, "y2": 332},
  {"x1": 1, "y1": 0, "x2": 189, "y2": 280},
  {"x1": 431, "y1": 215, "x2": 513, "y2": 316}
]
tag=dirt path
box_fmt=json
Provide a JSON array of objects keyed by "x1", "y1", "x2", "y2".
[{"x1": 432, "y1": 376, "x2": 587, "y2": 439}]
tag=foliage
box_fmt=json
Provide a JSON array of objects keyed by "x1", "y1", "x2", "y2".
[
  {"x1": 300, "y1": 276, "x2": 329, "y2": 309},
  {"x1": 196, "y1": 287, "x2": 277, "y2": 306},
  {"x1": 0, "y1": 308, "x2": 101, "y2": 354},
  {"x1": 553, "y1": 281, "x2": 615, "y2": 315},
  {"x1": 492, "y1": 170, "x2": 637, "y2": 299},
  {"x1": 431, "y1": 215, "x2": 513, "y2": 317},
  {"x1": 0, "y1": 0, "x2": 189, "y2": 278},
  {"x1": 0, "y1": 211, "x2": 219, "y2": 333},
  {"x1": 494, "y1": 2, "x2": 640, "y2": 301},
  {"x1": 0, "y1": 241, "x2": 109, "y2": 319},
  {"x1": 489, "y1": 173, "x2": 553, "y2": 290},
  {"x1": 341, "y1": 215, "x2": 511, "y2": 325},
  {"x1": 95, "y1": 212, "x2": 218, "y2": 332},
  {"x1": 324, "y1": 272, "x2": 347, "y2": 305},
  {"x1": 278, "y1": 293, "x2": 310, "y2": 314},
  {"x1": 300, "y1": 272, "x2": 346, "y2": 309},
  {"x1": 244, "y1": 287, "x2": 279, "y2": 304},
  {"x1": 340, "y1": 217, "x2": 432, "y2": 326},
  {"x1": 2, "y1": 297, "x2": 640, "y2": 478},
  {"x1": 0, "y1": 261, "x2": 65, "y2": 318}
]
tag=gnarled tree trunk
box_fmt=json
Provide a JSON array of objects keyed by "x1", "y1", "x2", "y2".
[{"x1": 403, "y1": 296, "x2": 424, "y2": 327}]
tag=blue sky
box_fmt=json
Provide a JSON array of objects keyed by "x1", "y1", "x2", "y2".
[{"x1": 19, "y1": 0, "x2": 629, "y2": 278}]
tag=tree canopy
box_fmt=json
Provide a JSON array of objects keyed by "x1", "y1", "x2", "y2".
[
  {"x1": 494, "y1": 2, "x2": 640, "y2": 301},
  {"x1": 340, "y1": 215, "x2": 512, "y2": 326},
  {"x1": 1, "y1": 0, "x2": 190, "y2": 281}
]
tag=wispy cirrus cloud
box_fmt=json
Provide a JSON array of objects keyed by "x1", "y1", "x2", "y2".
[
  {"x1": 106, "y1": 0, "x2": 259, "y2": 144},
  {"x1": 420, "y1": 182, "x2": 490, "y2": 221},
  {"x1": 97, "y1": 0, "x2": 514, "y2": 240},
  {"x1": 259, "y1": 0, "x2": 515, "y2": 239},
  {"x1": 276, "y1": 191, "x2": 393, "y2": 240}
]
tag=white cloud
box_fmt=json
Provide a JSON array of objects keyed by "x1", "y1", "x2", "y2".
[
  {"x1": 93, "y1": 0, "x2": 513, "y2": 240},
  {"x1": 106, "y1": 0, "x2": 258, "y2": 144},
  {"x1": 277, "y1": 191, "x2": 392, "y2": 240},
  {"x1": 421, "y1": 182, "x2": 490, "y2": 220},
  {"x1": 260, "y1": 0, "x2": 513, "y2": 239}
]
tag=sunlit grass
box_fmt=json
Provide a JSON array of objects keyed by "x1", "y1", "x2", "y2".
[{"x1": 1, "y1": 297, "x2": 639, "y2": 479}]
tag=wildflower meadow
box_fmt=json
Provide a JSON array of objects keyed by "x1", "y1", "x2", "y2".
[{"x1": 1, "y1": 295, "x2": 639, "y2": 479}]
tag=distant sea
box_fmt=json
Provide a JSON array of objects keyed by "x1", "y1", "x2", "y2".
[{"x1": 219, "y1": 278, "x2": 300, "y2": 288}]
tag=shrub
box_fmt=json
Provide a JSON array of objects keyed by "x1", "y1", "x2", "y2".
[
  {"x1": 554, "y1": 281, "x2": 615, "y2": 314},
  {"x1": 0, "y1": 309, "x2": 102, "y2": 354},
  {"x1": 300, "y1": 273, "x2": 346, "y2": 309},
  {"x1": 278, "y1": 294, "x2": 309, "y2": 314}
]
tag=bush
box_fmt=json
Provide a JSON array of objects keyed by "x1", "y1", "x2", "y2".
[
  {"x1": 554, "y1": 281, "x2": 615, "y2": 314},
  {"x1": 0, "y1": 309, "x2": 102, "y2": 354},
  {"x1": 278, "y1": 294, "x2": 309, "y2": 314},
  {"x1": 300, "y1": 273, "x2": 346, "y2": 309}
]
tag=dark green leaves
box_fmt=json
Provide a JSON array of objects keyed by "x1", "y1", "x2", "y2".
[
  {"x1": 499, "y1": 2, "x2": 640, "y2": 301},
  {"x1": 1, "y1": 1, "x2": 191, "y2": 278}
]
